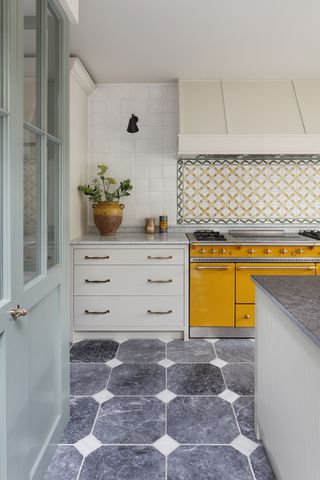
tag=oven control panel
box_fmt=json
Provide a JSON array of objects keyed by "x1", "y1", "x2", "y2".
[{"x1": 190, "y1": 244, "x2": 319, "y2": 259}]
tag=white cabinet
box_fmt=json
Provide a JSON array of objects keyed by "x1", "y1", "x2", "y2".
[{"x1": 71, "y1": 244, "x2": 188, "y2": 338}]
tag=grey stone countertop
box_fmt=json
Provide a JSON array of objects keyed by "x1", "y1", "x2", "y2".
[
  {"x1": 70, "y1": 232, "x2": 189, "y2": 245},
  {"x1": 252, "y1": 276, "x2": 320, "y2": 349}
]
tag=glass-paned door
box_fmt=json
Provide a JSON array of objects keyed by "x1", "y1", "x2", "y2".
[
  {"x1": 0, "y1": 0, "x2": 8, "y2": 301},
  {"x1": 0, "y1": 1, "x2": 70, "y2": 479}
]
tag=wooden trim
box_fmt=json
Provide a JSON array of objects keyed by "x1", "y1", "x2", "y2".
[
  {"x1": 178, "y1": 134, "x2": 320, "y2": 155},
  {"x1": 69, "y1": 57, "x2": 95, "y2": 96}
]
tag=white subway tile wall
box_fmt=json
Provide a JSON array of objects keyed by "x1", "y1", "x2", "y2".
[{"x1": 88, "y1": 84, "x2": 178, "y2": 226}]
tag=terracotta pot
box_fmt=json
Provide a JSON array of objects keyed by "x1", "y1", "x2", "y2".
[{"x1": 93, "y1": 202, "x2": 125, "y2": 236}]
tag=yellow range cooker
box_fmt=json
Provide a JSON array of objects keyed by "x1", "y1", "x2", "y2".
[{"x1": 188, "y1": 229, "x2": 320, "y2": 338}]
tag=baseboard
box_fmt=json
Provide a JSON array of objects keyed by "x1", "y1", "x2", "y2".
[
  {"x1": 73, "y1": 330, "x2": 184, "y2": 342},
  {"x1": 190, "y1": 327, "x2": 255, "y2": 338}
]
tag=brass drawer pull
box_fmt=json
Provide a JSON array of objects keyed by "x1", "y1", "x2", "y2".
[
  {"x1": 147, "y1": 309, "x2": 173, "y2": 315},
  {"x1": 85, "y1": 309, "x2": 110, "y2": 315},
  {"x1": 237, "y1": 265, "x2": 316, "y2": 270},
  {"x1": 85, "y1": 255, "x2": 110, "y2": 260},
  {"x1": 85, "y1": 279, "x2": 111, "y2": 283},
  {"x1": 147, "y1": 256, "x2": 173, "y2": 260},
  {"x1": 148, "y1": 279, "x2": 173, "y2": 283},
  {"x1": 195, "y1": 266, "x2": 230, "y2": 270}
]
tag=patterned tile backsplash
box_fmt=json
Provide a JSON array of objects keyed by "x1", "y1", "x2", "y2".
[{"x1": 178, "y1": 155, "x2": 320, "y2": 225}]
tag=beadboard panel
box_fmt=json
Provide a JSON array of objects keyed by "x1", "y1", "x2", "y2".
[{"x1": 255, "y1": 288, "x2": 320, "y2": 480}]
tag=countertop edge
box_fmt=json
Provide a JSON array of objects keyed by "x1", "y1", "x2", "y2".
[{"x1": 252, "y1": 276, "x2": 320, "y2": 349}]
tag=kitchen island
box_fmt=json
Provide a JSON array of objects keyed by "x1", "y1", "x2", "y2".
[{"x1": 253, "y1": 276, "x2": 320, "y2": 480}]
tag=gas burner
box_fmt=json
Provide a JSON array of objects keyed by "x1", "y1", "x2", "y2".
[
  {"x1": 299, "y1": 230, "x2": 320, "y2": 240},
  {"x1": 193, "y1": 230, "x2": 227, "y2": 241}
]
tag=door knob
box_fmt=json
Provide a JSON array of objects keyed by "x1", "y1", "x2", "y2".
[{"x1": 10, "y1": 305, "x2": 28, "y2": 320}]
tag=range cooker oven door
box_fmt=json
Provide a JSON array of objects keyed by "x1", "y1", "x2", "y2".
[
  {"x1": 190, "y1": 262, "x2": 235, "y2": 327},
  {"x1": 236, "y1": 262, "x2": 316, "y2": 304}
]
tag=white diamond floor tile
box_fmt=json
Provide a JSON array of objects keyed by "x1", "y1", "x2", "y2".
[
  {"x1": 156, "y1": 389, "x2": 177, "y2": 403},
  {"x1": 210, "y1": 358, "x2": 228, "y2": 368},
  {"x1": 158, "y1": 358, "x2": 175, "y2": 368},
  {"x1": 231, "y1": 434, "x2": 259, "y2": 456},
  {"x1": 74, "y1": 434, "x2": 102, "y2": 457},
  {"x1": 92, "y1": 389, "x2": 114, "y2": 404},
  {"x1": 153, "y1": 434, "x2": 179, "y2": 456},
  {"x1": 218, "y1": 389, "x2": 240, "y2": 404},
  {"x1": 106, "y1": 358, "x2": 123, "y2": 368}
]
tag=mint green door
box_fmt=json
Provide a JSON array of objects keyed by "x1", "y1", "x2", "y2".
[{"x1": 0, "y1": 1, "x2": 70, "y2": 479}]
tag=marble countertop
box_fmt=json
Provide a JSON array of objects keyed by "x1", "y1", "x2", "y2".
[
  {"x1": 70, "y1": 232, "x2": 189, "y2": 245},
  {"x1": 252, "y1": 276, "x2": 320, "y2": 349}
]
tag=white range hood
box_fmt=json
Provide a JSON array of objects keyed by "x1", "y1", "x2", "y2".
[{"x1": 178, "y1": 80, "x2": 320, "y2": 155}]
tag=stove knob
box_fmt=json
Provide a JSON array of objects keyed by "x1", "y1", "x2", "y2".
[
  {"x1": 209, "y1": 248, "x2": 217, "y2": 254},
  {"x1": 264, "y1": 249, "x2": 272, "y2": 254},
  {"x1": 296, "y1": 248, "x2": 304, "y2": 254},
  {"x1": 279, "y1": 248, "x2": 288, "y2": 254},
  {"x1": 248, "y1": 248, "x2": 256, "y2": 254},
  {"x1": 199, "y1": 248, "x2": 206, "y2": 254},
  {"x1": 220, "y1": 248, "x2": 227, "y2": 254}
]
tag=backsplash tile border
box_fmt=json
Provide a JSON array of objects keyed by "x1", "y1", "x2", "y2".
[{"x1": 177, "y1": 155, "x2": 320, "y2": 225}]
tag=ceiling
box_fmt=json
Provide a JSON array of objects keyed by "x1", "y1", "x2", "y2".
[{"x1": 70, "y1": 0, "x2": 320, "y2": 84}]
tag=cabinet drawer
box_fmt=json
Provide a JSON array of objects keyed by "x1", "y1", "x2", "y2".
[
  {"x1": 236, "y1": 262, "x2": 316, "y2": 303},
  {"x1": 74, "y1": 248, "x2": 184, "y2": 265},
  {"x1": 74, "y1": 265, "x2": 184, "y2": 296},
  {"x1": 74, "y1": 296, "x2": 184, "y2": 330},
  {"x1": 236, "y1": 304, "x2": 255, "y2": 328}
]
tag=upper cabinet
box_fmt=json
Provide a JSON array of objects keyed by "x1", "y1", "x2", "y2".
[{"x1": 178, "y1": 79, "x2": 320, "y2": 155}]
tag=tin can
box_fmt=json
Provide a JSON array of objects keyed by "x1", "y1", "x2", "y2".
[
  {"x1": 145, "y1": 217, "x2": 156, "y2": 234},
  {"x1": 159, "y1": 215, "x2": 168, "y2": 233}
]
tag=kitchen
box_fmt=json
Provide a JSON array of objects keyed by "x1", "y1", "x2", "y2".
[{"x1": 2, "y1": 1, "x2": 320, "y2": 480}]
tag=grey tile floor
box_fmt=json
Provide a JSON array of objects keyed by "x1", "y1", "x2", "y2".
[{"x1": 43, "y1": 338, "x2": 276, "y2": 480}]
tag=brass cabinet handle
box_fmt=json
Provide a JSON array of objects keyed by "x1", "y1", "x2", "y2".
[
  {"x1": 147, "y1": 309, "x2": 173, "y2": 315},
  {"x1": 244, "y1": 314, "x2": 251, "y2": 319},
  {"x1": 237, "y1": 265, "x2": 316, "y2": 270},
  {"x1": 85, "y1": 279, "x2": 111, "y2": 283},
  {"x1": 147, "y1": 256, "x2": 173, "y2": 260},
  {"x1": 148, "y1": 279, "x2": 173, "y2": 283},
  {"x1": 195, "y1": 266, "x2": 230, "y2": 270},
  {"x1": 85, "y1": 255, "x2": 110, "y2": 259},
  {"x1": 85, "y1": 309, "x2": 110, "y2": 315},
  {"x1": 10, "y1": 305, "x2": 28, "y2": 320}
]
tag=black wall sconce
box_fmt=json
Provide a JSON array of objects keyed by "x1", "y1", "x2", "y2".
[{"x1": 127, "y1": 114, "x2": 139, "y2": 133}]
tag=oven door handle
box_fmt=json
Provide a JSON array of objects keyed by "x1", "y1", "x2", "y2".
[
  {"x1": 195, "y1": 266, "x2": 230, "y2": 270},
  {"x1": 236, "y1": 265, "x2": 316, "y2": 270}
]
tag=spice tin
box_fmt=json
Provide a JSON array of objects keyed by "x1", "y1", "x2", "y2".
[
  {"x1": 159, "y1": 215, "x2": 168, "y2": 233},
  {"x1": 145, "y1": 217, "x2": 156, "y2": 234}
]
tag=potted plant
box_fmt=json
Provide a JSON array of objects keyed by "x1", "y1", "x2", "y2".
[{"x1": 78, "y1": 164, "x2": 133, "y2": 236}]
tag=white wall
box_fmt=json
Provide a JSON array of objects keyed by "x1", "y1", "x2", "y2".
[
  {"x1": 70, "y1": 60, "x2": 95, "y2": 239},
  {"x1": 88, "y1": 84, "x2": 178, "y2": 227}
]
